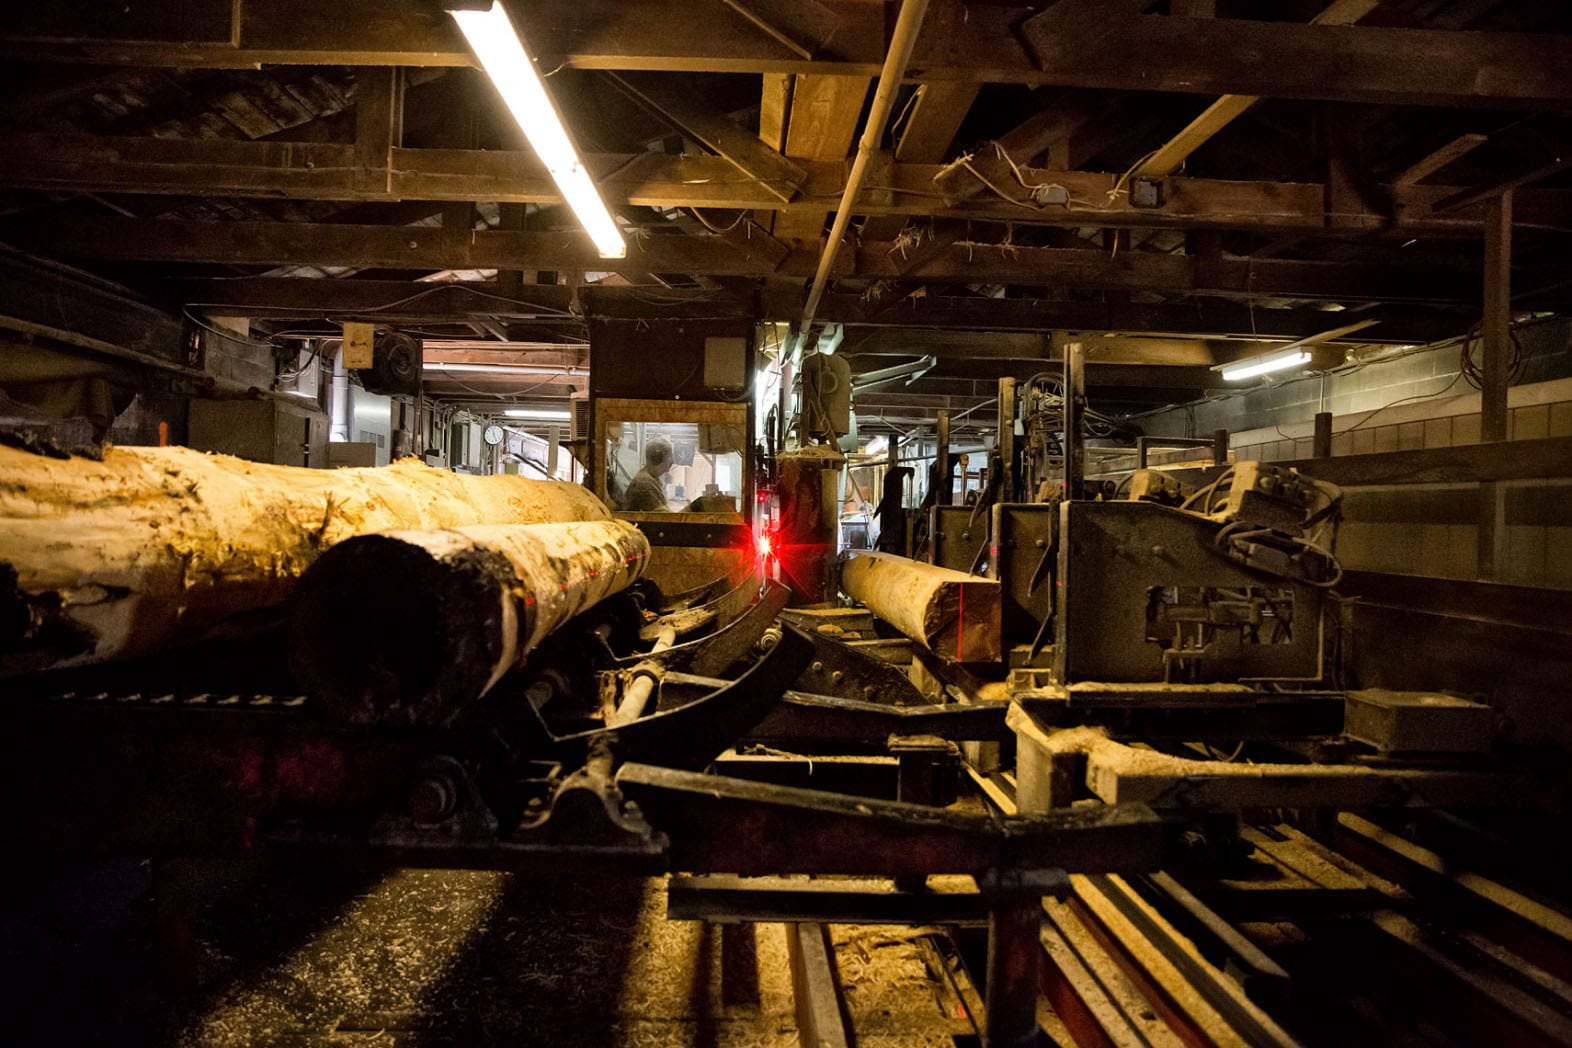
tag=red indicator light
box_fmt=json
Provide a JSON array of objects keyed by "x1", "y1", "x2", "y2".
[{"x1": 757, "y1": 533, "x2": 773, "y2": 559}]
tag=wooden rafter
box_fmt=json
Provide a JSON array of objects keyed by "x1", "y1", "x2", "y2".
[
  {"x1": 20, "y1": 215, "x2": 1572, "y2": 306},
  {"x1": 863, "y1": 81, "x2": 978, "y2": 240},
  {"x1": 604, "y1": 72, "x2": 806, "y2": 203},
  {"x1": 3, "y1": 133, "x2": 1566, "y2": 237},
  {"x1": 770, "y1": 73, "x2": 869, "y2": 239},
  {"x1": 5, "y1": 1, "x2": 1572, "y2": 108},
  {"x1": 1129, "y1": 0, "x2": 1383, "y2": 179},
  {"x1": 159, "y1": 276, "x2": 1466, "y2": 343}
]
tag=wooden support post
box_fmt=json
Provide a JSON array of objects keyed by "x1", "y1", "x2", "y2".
[
  {"x1": 936, "y1": 409, "x2": 953, "y2": 507},
  {"x1": 997, "y1": 376, "x2": 1018, "y2": 503},
  {"x1": 1481, "y1": 191, "x2": 1513, "y2": 443},
  {"x1": 497, "y1": 202, "x2": 527, "y2": 295},
  {"x1": 1479, "y1": 191, "x2": 1512, "y2": 580},
  {"x1": 985, "y1": 893, "x2": 1045, "y2": 1047},
  {"x1": 1009, "y1": 704, "x2": 1082, "y2": 814},
  {"x1": 353, "y1": 67, "x2": 403, "y2": 196},
  {"x1": 1063, "y1": 342, "x2": 1086, "y2": 498},
  {"x1": 1313, "y1": 412, "x2": 1333, "y2": 458}
]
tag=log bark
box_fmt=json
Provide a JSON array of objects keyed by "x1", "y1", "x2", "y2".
[
  {"x1": 289, "y1": 521, "x2": 649, "y2": 725},
  {"x1": 0, "y1": 443, "x2": 609, "y2": 674},
  {"x1": 840, "y1": 551, "x2": 1001, "y2": 662}
]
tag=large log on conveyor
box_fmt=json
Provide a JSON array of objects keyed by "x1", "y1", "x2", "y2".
[
  {"x1": 289, "y1": 521, "x2": 649, "y2": 725},
  {"x1": 0, "y1": 443, "x2": 609, "y2": 674},
  {"x1": 840, "y1": 551, "x2": 1001, "y2": 663}
]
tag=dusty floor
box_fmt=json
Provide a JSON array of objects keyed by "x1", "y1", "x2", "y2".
[{"x1": 2, "y1": 859, "x2": 970, "y2": 1046}]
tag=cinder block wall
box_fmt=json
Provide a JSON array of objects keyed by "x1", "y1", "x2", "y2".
[{"x1": 1133, "y1": 321, "x2": 1572, "y2": 590}]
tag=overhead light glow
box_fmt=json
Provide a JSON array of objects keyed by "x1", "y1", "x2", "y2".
[
  {"x1": 1218, "y1": 349, "x2": 1311, "y2": 382},
  {"x1": 1214, "y1": 320, "x2": 1380, "y2": 382},
  {"x1": 503, "y1": 408, "x2": 572, "y2": 421},
  {"x1": 425, "y1": 362, "x2": 581, "y2": 376},
  {"x1": 449, "y1": 2, "x2": 626, "y2": 259}
]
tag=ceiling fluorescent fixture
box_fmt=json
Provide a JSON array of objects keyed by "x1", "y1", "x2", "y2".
[
  {"x1": 504, "y1": 408, "x2": 572, "y2": 420},
  {"x1": 1217, "y1": 348, "x2": 1312, "y2": 382},
  {"x1": 447, "y1": 1, "x2": 626, "y2": 259},
  {"x1": 425, "y1": 362, "x2": 580, "y2": 376},
  {"x1": 1214, "y1": 319, "x2": 1380, "y2": 382}
]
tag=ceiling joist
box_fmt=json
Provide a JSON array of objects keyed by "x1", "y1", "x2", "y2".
[
  {"x1": 2, "y1": 133, "x2": 1565, "y2": 238},
  {"x1": 3, "y1": 0, "x2": 1572, "y2": 108},
  {"x1": 20, "y1": 215, "x2": 1572, "y2": 307}
]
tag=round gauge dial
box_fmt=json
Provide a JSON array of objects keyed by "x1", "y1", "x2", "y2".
[{"x1": 483, "y1": 424, "x2": 505, "y2": 446}]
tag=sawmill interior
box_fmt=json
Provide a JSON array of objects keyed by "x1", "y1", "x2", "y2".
[{"x1": 5, "y1": 1, "x2": 1572, "y2": 1044}]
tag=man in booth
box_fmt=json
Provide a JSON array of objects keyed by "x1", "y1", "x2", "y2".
[{"x1": 622, "y1": 436, "x2": 673, "y2": 511}]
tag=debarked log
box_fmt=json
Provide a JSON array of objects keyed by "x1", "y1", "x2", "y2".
[
  {"x1": 289, "y1": 521, "x2": 650, "y2": 725},
  {"x1": 840, "y1": 551, "x2": 1001, "y2": 662},
  {"x1": 0, "y1": 443, "x2": 609, "y2": 673}
]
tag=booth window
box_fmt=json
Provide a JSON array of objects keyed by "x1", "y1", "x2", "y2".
[{"x1": 604, "y1": 418, "x2": 745, "y2": 513}]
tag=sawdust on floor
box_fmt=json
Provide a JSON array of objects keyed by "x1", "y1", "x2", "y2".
[{"x1": 170, "y1": 867, "x2": 966, "y2": 1047}]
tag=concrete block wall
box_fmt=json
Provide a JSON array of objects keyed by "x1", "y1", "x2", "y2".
[
  {"x1": 1139, "y1": 319, "x2": 1572, "y2": 444},
  {"x1": 1135, "y1": 322, "x2": 1572, "y2": 591}
]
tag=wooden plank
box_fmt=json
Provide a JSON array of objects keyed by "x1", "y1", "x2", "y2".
[
  {"x1": 773, "y1": 73, "x2": 869, "y2": 239},
  {"x1": 1071, "y1": 874, "x2": 1299, "y2": 1048},
  {"x1": 1434, "y1": 153, "x2": 1572, "y2": 215},
  {"x1": 1282, "y1": 435, "x2": 1572, "y2": 486},
  {"x1": 758, "y1": 73, "x2": 792, "y2": 152},
  {"x1": 1132, "y1": 0, "x2": 1381, "y2": 178},
  {"x1": 1394, "y1": 133, "x2": 1490, "y2": 187},
  {"x1": 22, "y1": 216, "x2": 1571, "y2": 306},
  {"x1": 2, "y1": 0, "x2": 1572, "y2": 109},
  {"x1": 763, "y1": 292, "x2": 1466, "y2": 344},
  {"x1": 605, "y1": 71, "x2": 806, "y2": 202},
  {"x1": 1132, "y1": 95, "x2": 1257, "y2": 178},
  {"x1": 164, "y1": 277, "x2": 1464, "y2": 343},
  {"x1": 1, "y1": 132, "x2": 1567, "y2": 238},
  {"x1": 1017, "y1": 2, "x2": 1572, "y2": 109},
  {"x1": 933, "y1": 95, "x2": 1100, "y2": 206},
  {"x1": 163, "y1": 277, "x2": 576, "y2": 319},
  {"x1": 1481, "y1": 191, "x2": 1513, "y2": 442},
  {"x1": 353, "y1": 67, "x2": 403, "y2": 196},
  {"x1": 786, "y1": 923, "x2": 853, "y2": 1048},
  {"x1": 863, "y1": 80, "x2": 978, "y2": 239}
]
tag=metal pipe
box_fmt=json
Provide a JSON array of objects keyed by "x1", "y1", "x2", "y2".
[
  {"x1": 798, "y1": 0, "x2": 931, "y2": 341},
  {"x1": 610, "y1": 624, "x2": 678, "y2": 727},
  {"x1": 330, "y1": 342, "x2": 350, "y2": 443}
]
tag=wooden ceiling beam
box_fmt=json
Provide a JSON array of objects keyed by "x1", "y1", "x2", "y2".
[
  {"x1": 863, "y1": 81, "x2": 979, "y2": 240},
  {"x1": 5, "y1": 133, "x2": 1566, "y2": 237},
  {"x1": 21, "y1": 215, "x2": 1571, "y2": 306},
  {"x1": 1393, "y1": 132, "x2": 1490, "y2": 187},
  {"x1": 155, "y1": 276, "x2": 1469, "y2": 343},
  {"x1": 4, "y1": 0, "x2": 1569, "y2": 108},
  {"x1": 1017, "y1": 0, "x2": 1572, "y2": 109},
  {"x1": 1129, "y1": 0, "x2": 1382, "y2": 178},
  {"x1": 603, "y1": 72, "x2": 807, "y2": 203},
  {"x1": 164, "y1": 277, "x2": 578, "y2": 319},
  {"x1": 770, "y1": 73, "x2": 869, "y2": 239}
]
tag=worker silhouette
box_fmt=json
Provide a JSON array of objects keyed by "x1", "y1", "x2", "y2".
[{"x1": 622, "y1": 436, "x2": 673, "y2": 511}]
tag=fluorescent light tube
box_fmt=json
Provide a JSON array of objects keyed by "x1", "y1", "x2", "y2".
[
  {"x1": 1218, "y1": 349, "x2": 1311, "y2": 382},
  {"x1": 449, "y1": 2, "x2": 626, "y2": 259},
  {"x1": 425, "y1": 362, "x2": 579, "y2": 376},
  {"x1": 503, "y1": 408, "x2": 572, "y2": 420},
  {"x1": 1214, "y1": 319, "x2": 1380, "y2": 382}
]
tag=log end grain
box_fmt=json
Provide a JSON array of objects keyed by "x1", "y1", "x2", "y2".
[{"x1": 289, "y1": 534, "x2": 511, "y2": 726}]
